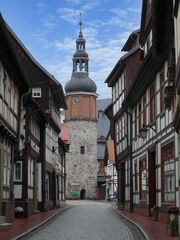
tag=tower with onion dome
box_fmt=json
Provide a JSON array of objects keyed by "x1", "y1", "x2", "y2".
[{"x1": 65, "y1": 14, "x2": 98, "y2": 199}]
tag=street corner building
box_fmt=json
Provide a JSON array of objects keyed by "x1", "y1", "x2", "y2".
[{"x1": 64, "y1": 17, "x2": 98, "y2": 200}]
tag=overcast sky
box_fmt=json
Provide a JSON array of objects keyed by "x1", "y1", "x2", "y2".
[{"x1": 0, "y1": 0, "x2": 142, "y2": 99}]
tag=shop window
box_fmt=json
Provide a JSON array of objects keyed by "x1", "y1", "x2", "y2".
[
  {"x1": 139, "y1": 158, "x2": 147, "y2": 201},
  {"x1": 161, "y1": 142, "x2": 175, "y2": 202},
  {"x1": 134, "y1": 161, "x2": 138, "y2": 191}
]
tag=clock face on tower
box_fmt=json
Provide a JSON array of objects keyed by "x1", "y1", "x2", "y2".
[{"x1": 72, "y1": 96, "x2": 79, "y2": 104}]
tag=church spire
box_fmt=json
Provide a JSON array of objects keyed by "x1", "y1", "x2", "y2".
[
  {"x1": 72, "y1": 13, "x2": 89, "y2": 73},
  {"x1": 64, "y1": 14, "x2": 97, "y2": 94}
]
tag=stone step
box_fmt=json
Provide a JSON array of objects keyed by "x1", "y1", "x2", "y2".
[
  {"x1": 0, "y1": 216, "x2": 5, "y2": 224},
  {"x1": 0, "y1": 223, "x2": 12, "y2": 231}
]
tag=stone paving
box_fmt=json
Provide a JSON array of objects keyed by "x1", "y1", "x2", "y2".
[{"x1": 21, "y1": 200, "x2": 146, "y2": 240}]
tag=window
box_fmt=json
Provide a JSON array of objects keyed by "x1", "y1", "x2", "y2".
[
  {"x1": 98, "y1": 110, "x2": 104, "y2": 118},
  {"x1": 134, "y1": 161, "x2": 138, "y2": 191},
  {"x1": 139, "y1": 158, "x2": 147, "y2": 201},
  {"x1": 28, "y1": 157, "x2": 34, "y2": 188},
  {"x1": 150, "y1": 84, "x2": 155, "y2": 123},
  {"x1": 3, "y1": 144, "x2": 11, "y2": 199},
  {"x1": 126, "y1": 159, "x2": 130, "y2": 185},
  {"x1": 14, "y1": 161, "x2": 22, "y2": 181},
  {"x1": 32, "y1": 87, "x2": 41, "y2": 98},
  {"x1": 160, "y1": 70, "x2": 165, "y2": 113},
  {"x1": 161, "y1": 142, "x2": 175, "y2": 202},
  {"x1": 80, "y1": 146, "x2": 85, "y2": 154},
  {"x1": 45, "y1": 172, "x2": 50, "y2": 200},
  {"x1": 31, "y1": 118, "x2": 40, "y2": 141}
]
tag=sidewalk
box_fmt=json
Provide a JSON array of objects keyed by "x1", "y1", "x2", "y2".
[
  {"x1": 0, "y1": 206, "x2": 69, "y2": 240},
  {"x1": 112, "y1": 207, "x2": 179, "y2": 240}
]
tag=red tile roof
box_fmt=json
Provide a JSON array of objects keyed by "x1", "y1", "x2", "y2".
[{"x1": 59, "y1": 123, "x2": 70, "y2": 144}]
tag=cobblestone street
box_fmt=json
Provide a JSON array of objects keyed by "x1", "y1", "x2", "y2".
[{"x1": 21, "y1": 201, "x2": 145, "y2": 240}]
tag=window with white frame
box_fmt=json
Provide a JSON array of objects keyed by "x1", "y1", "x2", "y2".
[
  {"x1": 14, "y1": 161, "x2": 22, "y2": 181},
  {"x1": 32, "y1": 87, "x2": 41, "y2": 98},
  {"x1": 161, "y1": 142, "x2": 175, "y2": 202},
  {"x1": 139, "y1": 158, "x2": 147, "y2": 201},
  {"x1": 28, "y1": 157, "x2": 34, "y2": 188},
  {"x1": 3, "y1": 144, "x2": 11, "y2": 199},
  {"x1": 31, "y1": 118, "x2": 40, "y2": 141},
  {"x1": 45, "y1": 172, "x2": 50, "y2": 200},
  {"x1": 164, "y1": 159, "x2": 175, "y2": 202}
]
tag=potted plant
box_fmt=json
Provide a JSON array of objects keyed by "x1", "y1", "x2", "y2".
[
  {"x1": 15, "y1": 207, "x2": 24, "y2": 218},
  {"x1": 168, "y1": 205, "x2": 179, "y2": 236},
  {"x1": 150, "y1": 204, "x2": 158, "y2": 221}
]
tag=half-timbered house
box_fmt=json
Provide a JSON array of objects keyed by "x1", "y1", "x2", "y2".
[
  {"x1": 0, "y1": 14, "x2": 29, "y2": 224},
  {"x1": 6, "y1": 17, "x2": 67, "y2": 216},
  {"x1": 106, "y1": 0, "x2": 178, "y2": 224},
  {"x1": 105, "y1": 29, "x2": 141, "y2": 211}
]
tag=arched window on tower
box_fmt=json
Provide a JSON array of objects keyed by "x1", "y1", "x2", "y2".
[{"x1": 98, "y1": 110, "x2": 105, "y2": 118}]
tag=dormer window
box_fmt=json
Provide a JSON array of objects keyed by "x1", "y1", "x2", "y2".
[{"x1": 32, "y1": 87, "x2": 41, "y2": 98}]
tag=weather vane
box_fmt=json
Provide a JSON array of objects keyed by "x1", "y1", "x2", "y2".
[{"x1": 79, "y1": 12, "x2": 82, "y2": 33}]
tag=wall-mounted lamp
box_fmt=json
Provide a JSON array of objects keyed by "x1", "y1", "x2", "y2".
[
  {"x1": 139, "y1": 124, "x2": 156, "y2": 139},
  {"x1": 52, "y1": 146, "x2": 58, "y2": 153}
]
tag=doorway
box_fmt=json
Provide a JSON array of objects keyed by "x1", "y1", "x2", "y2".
[
  {"x1": 148, "y1": 150, "x2": 156, "y2": 215},
  {"x1": 120, "y1": 162, "x2": 125, "y2": 207},
  {"x1": 80, "y1": 189, "x2": 86, "y2": 199}
]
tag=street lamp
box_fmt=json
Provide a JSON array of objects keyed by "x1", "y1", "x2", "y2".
[{"x1": 139, "y1": 124, "x2": 156, "y2": 139}]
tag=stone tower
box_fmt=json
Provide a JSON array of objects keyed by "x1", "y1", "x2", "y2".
[{"x1": 65, "y1": 14, "x2": 98, "y2": 199}]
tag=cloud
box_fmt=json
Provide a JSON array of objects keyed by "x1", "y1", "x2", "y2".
[
  {"x1": 57, "y1": 8, "x2": 79, "y2": 24},
  {"x1": 36, "y1": 2, "x2": 47, "y2": 13},
  {"x1": 128, "y1": 7, "x2": 141, "y2": 13},
  {"x1": 81, "y1": 1, "x2": 100, "y2": 12},
  {"x1": 102, "y1": 17, "x2": 138, "y2": 30},
  {"x1": 65, "y1": 0, "x2": 81, "y2": 3},
  {"x1": 57, "y1": 1, "x2": 99, "y2": 24},
  {"x1": 54, "y1": 37, "x2": 75, "y2": 51},
  {"x1": 43, "y1": 21, "x2": 55, "y2": 30},
  {"x1": 36, "y1": 37, "x2": 51, "y2": 49},
  {"x1": 111, "y1": 8, "x2": 128, "y2": 18}
]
